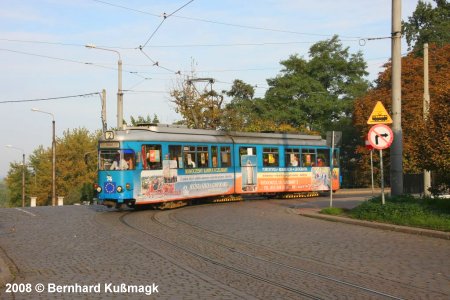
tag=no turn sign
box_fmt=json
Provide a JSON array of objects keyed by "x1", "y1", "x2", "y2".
[{"x1": 368, "y1": 124, "x2": 394, "y2": 150}]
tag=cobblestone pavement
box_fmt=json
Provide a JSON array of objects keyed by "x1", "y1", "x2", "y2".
[{"x1": 0, "y1": 194, "x2": 449, "y2": 299}]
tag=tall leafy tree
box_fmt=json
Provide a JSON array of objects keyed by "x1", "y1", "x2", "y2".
[
  {"x1": 353, "y1": 44, "x2": 449, "y2": 189},
  {"x1": 6, "y1": 127, "x2": 99, "y2": 206},
  {"x1": 260, "y1": 36, "x2": 369, "y2": 187},
  {"x1": 221, "y1": 79, "x2": 259, "y2": 131},
  {"x1": 55, "y1": 128, "x2": 99, "y2": 204},
  {"x1": 0, "y1": 179, "x2": 9, "y2": 207},
  {"x1": 402, "y1": 0, "x2": 450, "y2": 52},
  {"x1": 170, "y1": 77, "x2": 224, "y2": 129},
  {"x1": 264, "y1": 35, "x2": 369, "y2": 134},
  {"x1": 5, "y1": 162, "x2": 31, "y2": 207},
  {"x1": 221, "y1": 79, "x2": 309, "y2": 133}
]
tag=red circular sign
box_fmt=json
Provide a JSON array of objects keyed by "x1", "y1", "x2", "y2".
[{"x1": 367, "y1": 124, "x2": 394, "y2": 150}]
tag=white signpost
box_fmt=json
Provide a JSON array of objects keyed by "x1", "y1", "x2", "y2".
[{"x1": 367, "y1": 124, "x2": 394, "y2": 205}]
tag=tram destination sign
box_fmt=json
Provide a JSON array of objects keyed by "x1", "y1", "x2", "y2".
[{"x1": 99, "y1": 141, "x2": 120, "y2": 149}]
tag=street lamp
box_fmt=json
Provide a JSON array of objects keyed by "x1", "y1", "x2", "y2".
[
  {"x1": 5, "y1": 145, "x2": 25, "y2": 207},
  {"x1": 85, "y1": 44, "x2": 123, "y2": 129},
  {"x1": 31, "y1": 108, "x2": 56, "y2": 206}
]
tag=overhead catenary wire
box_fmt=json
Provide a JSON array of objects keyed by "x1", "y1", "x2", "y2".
[
  {"x1": 140, "y1": 0, "x2": 194, "y2": 49},
  {"x1": 0, "y1": 92, "x2": 100, "y2": 104},
  {"x1": 138, "y1": 47, "x2": 181, "y2": 74},
  {"x1": 91, "y1": 0, "x2": 361, "y2": 39},
  {"x1": 0, "y1": 38, "x2": 361, "y2": 49},
  {"x1": 0, "y1": 47, "x2": 155, "y2": 79}
]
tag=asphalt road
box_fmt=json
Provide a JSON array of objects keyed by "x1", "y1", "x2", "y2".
[{"x1": 0, "y1": 189, "x2": 449, "y2": 299}]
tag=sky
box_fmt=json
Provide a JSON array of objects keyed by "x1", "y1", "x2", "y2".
[{"x1": 0, "y1": 0, "x2": 425, "y2": 178}]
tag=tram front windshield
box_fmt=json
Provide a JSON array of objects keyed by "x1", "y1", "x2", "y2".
[{"x1": 99, "y1": 149, "x2": 135, "y2": 171}]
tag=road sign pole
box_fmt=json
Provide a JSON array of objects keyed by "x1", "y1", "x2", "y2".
[
  {"x1": 380, "y1": 149, "x2": 385, "y2": 205},
  {"x1": 329, "y1": 131, "x2": 334, "y2": 208},
  {"x1": 370, "y1": 150, "x2": 374, "y2": 197}
]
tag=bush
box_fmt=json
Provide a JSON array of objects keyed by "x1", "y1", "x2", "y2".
[{"x1": 349, "y1": 195, "x2": 450, "y2": 231}]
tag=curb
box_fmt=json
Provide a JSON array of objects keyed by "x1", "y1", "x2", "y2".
[{"x1": 291, "y1": 208, "x2": 450, "y2": 240}]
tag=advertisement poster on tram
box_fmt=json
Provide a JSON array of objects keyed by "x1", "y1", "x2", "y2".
[
  {"x1": 137, "y1": 160, "x2": 234, "y2": 203},
  {"x1": 237, "y1": 167, "x2": 339, "y2": 193}
]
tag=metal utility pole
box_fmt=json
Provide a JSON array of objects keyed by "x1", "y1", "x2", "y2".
[
  {"x1": 329, "y1": 131, "x2": 335, "y2": 208},
  {"x1": 423, "y1": 43, "x2": 431, "y2": 196},
  {"x1": 22, "y1": 152, "x2": 25, "y2": 207},
  {"x1": 101, "y1": 89, "x2": 107, "y2": 133},
  {"x1": 86, "y1": 45, "x2": 123, "y2": 129},
  {"x1": 52, "y1": 118, "x2": 56, "y2": 206},
  {"x1": 118, "y1": 58, "x2": 123, "y2": 129},
  {"x1": 390, "y1": 0, "x2": 403, "y2": 196},
  {"x1": 32, "y1": 108, "x2": 56, "y2": 206}
]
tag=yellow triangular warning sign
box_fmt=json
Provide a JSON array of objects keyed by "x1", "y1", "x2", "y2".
[{"x1": 367, "y1": 101, "x2": 393, "y2": 124}]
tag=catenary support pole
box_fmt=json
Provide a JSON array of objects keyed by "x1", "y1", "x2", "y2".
[
  {"x1": 390, "y1": 0, "x2": 403, "y2": 196},
  {"x1": 423, "y1": 43, "x2": 431, "y2": 196}
]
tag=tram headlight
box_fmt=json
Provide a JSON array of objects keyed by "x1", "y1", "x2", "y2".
[
  {"x1": 94, "y1": 183, "x2": 102, "y2": 193},
  {"x1": 116, "y1": 186, "x2": 123, "y2": 193},
  {"x1": 126, "y1": 183, "x2": 131, "y2": 190}
]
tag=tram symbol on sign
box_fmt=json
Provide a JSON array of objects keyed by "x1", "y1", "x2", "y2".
[
  {"x1": 367, "y1": 101, "x2": 393, "y2": 125},
  {"x1": 367, "y1": 124, "x2": 394, "y2": 150}
]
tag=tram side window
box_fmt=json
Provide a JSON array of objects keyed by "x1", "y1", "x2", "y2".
[
  {"x1": 239, "y1": 147, "x2": 257, "y2": 166},
  {"x1": 263, "y1": 147, "x2": 279, "y2": 167},
  {"x1": 316, "y1": 149, "x2": 330, "y2": 167},
  {"x1": 221, "y1": 146, "x2": 232, "y2": 168},
  {"x1": 197, "y1": 146, "x2": 209, "y2": 168},
  {"x1": 169, "y1": 145, "x2": 183, "y2": 168},
  {"x1": 285, "y1": 148, "x2": 300, "y2": 167},
  {"x1": 333, "y1": 150, "x2": 339, "y2": 167},
  {"x1": 143, "y1": 144, "x2": 162, "y2": 170},
  {"x1": 211, "y1": 146, "x2": 218, "y2": 167},
  {"x1": 123, "y1": 150, "x2": 136, "y2": 170},
  {"x1": 184, "y1": 146, "x2": 197, "y2": 168},
  {"x1": 301, "y1": 148, "x2": 316, "y2": 167}
]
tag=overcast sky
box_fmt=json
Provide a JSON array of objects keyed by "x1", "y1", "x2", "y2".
[{"x1": 1, "y1": 0, "x2": 423, "y2": 178}]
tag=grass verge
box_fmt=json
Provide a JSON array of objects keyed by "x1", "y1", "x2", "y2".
[{"x1": 321, "y1": 195, "x2": 450, "y2": 232}]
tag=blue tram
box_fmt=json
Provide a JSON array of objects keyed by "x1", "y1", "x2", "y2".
[{"x1": 95, "y1": 125, "x2": 340, "y2": 209}]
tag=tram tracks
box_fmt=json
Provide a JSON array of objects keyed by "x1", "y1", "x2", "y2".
[
  {"x1": 148, "y1": 209, "x2": 409, "y2": 300},
  {"x1": 117, "y1": 209, "x2": 411, "y2": 300},
  {"x1": 119, "y1": 211, "x2": 322, "y2": 299},
  {"x1": 163, "y1": 203, "x2": 449, "y2": 299},
  {"x1": 94, "y1": 205, "x2": 447, "y2": 299}
]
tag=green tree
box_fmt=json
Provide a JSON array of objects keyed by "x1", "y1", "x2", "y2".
[
  {"x1": 5, "y1": 162, "x2": 32, "y2": 207},
  {"x1": 221, "y1": 79, "x2": 261, "y2": 131},
  {"x1": 353, "y1": 44, "x2": 449, "y2": 189},
  {"x1": 402, "y1": 0, "x2": 450, "y2": 52},
  {"x1": 129, "y1": 114, "x2": 160, "y2": 126},
  {"x1": 0, "y1": 179, "x2": 9, "y2": 207},
  {"x1": 170, "y1": 77, "x2": 224, "y2": 129},
  {"x1": 6, "y1": 128, "x2": 99, "y2": 206},
  {"x1": 263, "y1": 36, "x2": 369, "y2": 134},
  {"x1": 56, "y1": 128, "x2": 99, "y2": 205}
]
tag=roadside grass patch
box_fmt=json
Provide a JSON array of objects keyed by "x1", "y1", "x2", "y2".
[
  {"x1": 349, "y1": 195, "x2": 450, "y2": 232},
  {"x1": 320, "y1": 207, "x2": 345, "y2": 216}
]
